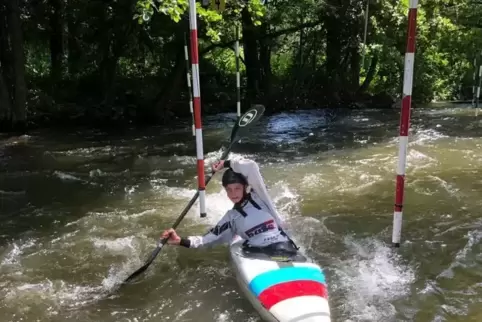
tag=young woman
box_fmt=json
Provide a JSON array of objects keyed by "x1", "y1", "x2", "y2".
[{"x1": 160, "y1": 158, "x2": 297, "y2": 253}]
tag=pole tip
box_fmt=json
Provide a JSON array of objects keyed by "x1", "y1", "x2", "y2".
[
  {"x1": 200, "y1": 212, "x2": 207, "y2": 218},
  {"x1": 392, "y1": 242, "x2": 400, "y2": 248}
]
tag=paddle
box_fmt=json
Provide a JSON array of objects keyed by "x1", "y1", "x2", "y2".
[{"x1": 121, "y1": 104, "x2": 265, "y2": 284}]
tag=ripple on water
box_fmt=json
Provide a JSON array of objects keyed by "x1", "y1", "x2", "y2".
[{"x1": 3, "y1": 107, "x2": 482, "y2": 321}]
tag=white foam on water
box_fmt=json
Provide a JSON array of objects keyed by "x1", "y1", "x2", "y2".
[
  {"x1": 427, "y1": 175, "x2": 461, "y2": 199},
  {"x1": 53, "y1": 170, "x2": 84, "y2": 182},
  {"x1": 0, "y1": 190, "x2": 26, "y2": 196},
  {"x1": 149, "y1": 169, "x2": 184, "y2": 176},
  {"x1": 300, "y1": 173, "x2": 328, "y2": 189},
  {"x1": 437, "y1": 230, "x2": 482, "y2": 279},
  {"x1": 163, "y1": 142, "x2": 188, "y2": 149},
  {"x1": 165, "y1": 150, "x2": 252, "y2": 170},
  {"x1": 299, "y1": 163, "x2": 386, "y2": 198},
  {"x1": 176, "y1": 178, "x2": 300, "y2": 230},
  {"x1": 331, "y1": 236, "x2": 415, "y2": 322},
  {"x1": 89, "y1": 168, "x2": 130, "y2": 178},
  {"x1": 1, "y1": 238, "x2": 37, "y2": 267},
  {"x1": 2, "y1": 141, "x2": 419, "y2": 322},
  {"x1": 3, "y1": 279, "x2": 108, "y2": 310},
  {"x1": 410, "y1": 129, "x2": 449, "y2": 146},
  {"x1": 386, "y1": 128, "x2": 448, "y2": 147},
  {"x1": 51, "y1": 146, "x2": 115, "y2": 157},
  {"x1": 91, "y1": 236, "x2": 138, "y2": 255}
]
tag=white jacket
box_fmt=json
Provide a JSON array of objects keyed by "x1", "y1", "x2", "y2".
[{"x1": 186, "y1": 158, "x2": 290, "y2": 248}]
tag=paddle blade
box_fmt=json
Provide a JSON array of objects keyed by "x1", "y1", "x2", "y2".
[
  {"x1": 231, "y1": 104, "x2": 265, "y2": 142},
  {"x1": 123, "y1": 263, "x2": 150, "y2": 283},
  {"x1": 122, "y1": 244, "x2": 164, "y2": 284}
]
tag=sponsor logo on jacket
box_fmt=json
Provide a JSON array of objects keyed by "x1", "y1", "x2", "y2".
[{"x1": 245, "y1": 219, "x2": 275, "y2": 238}]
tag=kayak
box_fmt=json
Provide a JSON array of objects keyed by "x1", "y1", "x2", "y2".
[{"x1": 229, "y1": 236, "x2": 331, "y2": 322}]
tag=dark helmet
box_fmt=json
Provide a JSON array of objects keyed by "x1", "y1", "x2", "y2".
[{"x1": 222, "y1": 169, "x2": 247, "y2": 187}]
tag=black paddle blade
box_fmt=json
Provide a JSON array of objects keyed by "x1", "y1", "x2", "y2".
[
  {"x1": 123, "y1": 263, "x2": 150, "y2": 283},
  {"x1": 122, "y1": 244, "x2": 164, "y2": 284},
  {"x1": 231, "y1": 104, "x2": 265, "y2": 142}
]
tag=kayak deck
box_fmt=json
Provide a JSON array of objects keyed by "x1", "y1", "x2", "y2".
[{"x1": 230, "y1": 237, "x2": 331, "y2": 322}]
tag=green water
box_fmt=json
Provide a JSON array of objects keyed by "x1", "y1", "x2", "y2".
[{"x1": 1, "y1": 104, "x2": 482, "y2": 322}]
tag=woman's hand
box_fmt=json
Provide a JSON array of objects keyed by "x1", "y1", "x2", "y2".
[
  {"x1": 211, "y1": 160, "x2": 225, "y2": 173},
  {"x1": 161, "y1": 228, "x2": 181, "y2": 245}
]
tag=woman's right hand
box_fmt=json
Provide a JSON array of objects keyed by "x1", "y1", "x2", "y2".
[{"x1": 161, "y1": 228, "x2": 181, "y2": 245}]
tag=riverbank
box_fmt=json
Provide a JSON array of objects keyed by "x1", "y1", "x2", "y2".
[{"x1": 1, "y1": 79, "x2": 402, "y2": 134}]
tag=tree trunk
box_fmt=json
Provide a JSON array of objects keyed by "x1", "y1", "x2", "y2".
[
  {"x1": 259, "y1": 37, "x2": 272, "y2": 95},
  {"x1": 358, "y1": 54, "x2": 378, "y2": 93},
  {"x1": 0, "y1": 2, "x2": 12, "y2": 98},
  {"x1": 241, "y1": 7, "x2": 260, "y2": 102},
  {"x1": 7, "y1": 0, "x2": 27, "y2": 128},
  {"x1": 258, "y1": 0, "x2": 271, "y2": 95},
  {"x1": 49, "y1": 0, "x2": 64, "y2": 82},
  {"x1": 258, "y1": 24, "x2": 272, "y2": 94},
  {"x1": 153, "y1": 44, "x2": 185, "y2": 120},
  {"x1": 325, "y1": 8, "x2": 342, "y2": 99},
  {"x1": 298, "y1": 15, "x2": 304, "y2": 68},
  {"x1": 349, "y1": 46, "x2": 360, "y2": 93},
  {"x1": 67, "y1": 1, "x2": 81, "y2": 76},
  {"x1": 0, "y1": 3, "x2": 12, "y2": 128},
  {"x1": 98, "y1": 0, "x2": 136, "y2": 106},
  {"x1": 0, "y1": 66, "x2": 12, "y2": 123}
]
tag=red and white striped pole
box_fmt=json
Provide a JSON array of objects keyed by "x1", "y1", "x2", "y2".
[
  {"x1": 476, "y1": 62, "x2": 482, "y2": 109},
  {"x1": 184, "y1": 32, "x2": 195, "y2": 136},
  {"x1": 235, "y1": 24, "x2": 241, "y2": 117},
  {"x1": 473, "y1": 57, "x2": 477, "y2": 108},
  {"x1": 392, "y1": 0, "x2": 418, "y2": 247},
  {"x1": 189, "y1": 0, "x2": 207, "y2": 218}
]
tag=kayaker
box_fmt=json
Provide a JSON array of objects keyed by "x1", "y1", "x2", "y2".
[{"x1": 160, "y1": 157, "x2": 298, "y2": 254}]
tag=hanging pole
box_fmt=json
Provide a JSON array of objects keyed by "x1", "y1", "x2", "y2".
[
  {"x1": 235, "y1": 24, "x2": 241, "y2": 117},
  {"x1": 361, "y1": 0, "x2": 370, "y2": 69},
  {"x1": 184, "y1": 32, "x2": 195, "y2": 136},
  {"x1": 189, "y1": 0, "x2": 207, "y2": 218},
  {"x1": 476, "y1": 64, "x2": 482, "y2": 109},
  {"x1": 392, "y1": 0, "x2": 418, "y2": 247},
  {"x1": 473, "y1": 57, "x2": 477, "y2": 108}
]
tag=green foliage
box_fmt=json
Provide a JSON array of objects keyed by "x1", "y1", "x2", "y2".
[
  {"x1": 271, "y1": 51, "x2": 293, "y2": 78},
  {"x1": 5, "y1": 0, "x2": 482, "y2": 129},
  {"x1": 246, "y1": 0, "x2": 265, "y2": 25},
  {"x1": 205, "y1": 47, "x2": 244, "y2": 74},
  {"x1": 135, "y1": 0, "x2": 189, "y2": 23}
]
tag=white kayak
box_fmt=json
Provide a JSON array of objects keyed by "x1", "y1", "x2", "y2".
[{"x1": 229, "y1": 236, "x2": 331, "y2": 322}]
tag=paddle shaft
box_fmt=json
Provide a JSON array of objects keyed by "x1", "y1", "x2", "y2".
[
  {"x1": 122, "y1": 141, "x2": 236, "y2": 283},
  {"x1": 162, "y1": 140, "x2": 235, "y2": 234},
  {"x1": 122, "y1": 104, "x2": 264, "y2": 284}
]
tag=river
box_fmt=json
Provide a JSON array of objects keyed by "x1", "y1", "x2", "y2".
[{"x1": 1, "y1": 103, "x2": 482, "y2": 322}]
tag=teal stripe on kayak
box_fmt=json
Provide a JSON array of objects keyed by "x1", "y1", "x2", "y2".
[{"x1": 248, "y1": 266, "x2": 326, "y2": 297}]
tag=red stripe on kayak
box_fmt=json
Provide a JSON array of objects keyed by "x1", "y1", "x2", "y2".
[{"x1": 258, "y1": 280, "x2": 328, "y2": 310}]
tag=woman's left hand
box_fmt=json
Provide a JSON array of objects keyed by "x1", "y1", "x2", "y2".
[{"x1": 211, "y1": 160, "x2": 225, "y2": 173}]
